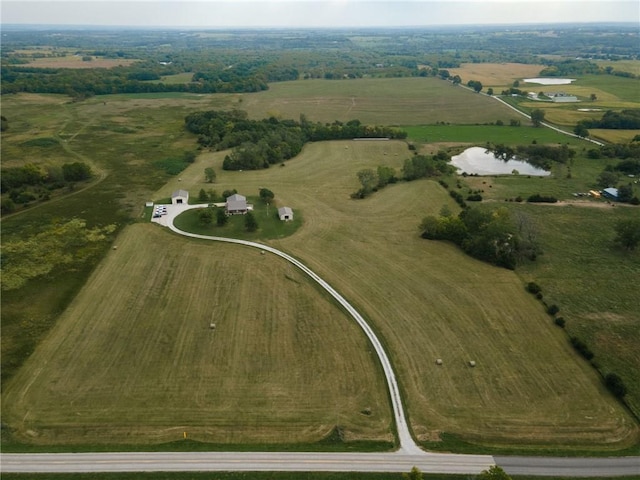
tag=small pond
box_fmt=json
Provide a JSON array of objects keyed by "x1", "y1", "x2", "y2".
[
  {"x1": 450, "y1": 147, "x2": 551, "y2": 176},
  {"x1": 524, "y1": 78, "x2": 576, "y2": 85}
]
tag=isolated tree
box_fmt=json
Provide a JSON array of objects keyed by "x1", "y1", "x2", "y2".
[
  {"x1": 590, "y1": 93, "x2": 598, "y2": 101},
  {"x1": 259, "y1": 187, "x2": 275, "y2": 204},
  {"x1": 62, "y1": 162, "x2": 92, "y2": 182},
  {"x1": 513, "y1": 80, "x2": 520, "y2": 88},
  {"x1": 487, "y1": 87, "x2": 494, "y2": 95},
  {"x1": 574, "y1": 123, "x2": 589, "y2": 138},
  {"x1": 216, "y1": 208, "x2": 228, "y2": 227},
  {"x1": 530, "y1": 109, "x2": 545, "y2": 127},
  {"x1": 198, "y1": 188, "x2": 208, "y2": 202},
  {"x1": 357, "y1": 168, "x2": 379, "y2": 194},
  {"x1": 204, "y1": 167, "x2": 216, "y2": 183},
  {"x1": 596, "y1": 171, "x2": 619, "y2": 188},
  {"x1": 613, "y1": 218, "x2": 640, "y2": 250},
  {"x1": 376, "y1": 165, "x2": 396, "y2": 188},
  {"x1": 478, "y1": 465, "x2": 512, "y2": 480},
  {"x1": 605, "y1": 373, "x2": 627, "y2": 399},
  {"x1": 617, "y1": 183, "x2": 634, "y2": 203},
  {"x1": 198, "y1": 208, "x2": 213, "y2": 225},
  {"x1": 403, "y1": 466, "x2": 423, "y2": 480},
  {"x1": 245, "y1": 211, "x2": 258, "y2": 232},
  {"x1": 451, "y1": 75, "x2": 462, "y2": 85}
]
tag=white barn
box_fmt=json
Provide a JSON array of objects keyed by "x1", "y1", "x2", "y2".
[
  {"x1": 278, "y1": 206, "x2": 294, "y2": 221},
  {"x1": 171, "y1": 189, "x2": 189, "y2": 205}
]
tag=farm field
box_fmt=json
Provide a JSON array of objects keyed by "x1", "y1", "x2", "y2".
[
  {"x1": 22, "y1": 55, "x2": 138, "y2": 69},
  {"x1": 447, "y1": 63, "x2": 545, "y2": 89},
  {"x1": 2, "y1": 70, "x2": 639, "y2": 453},
  {"x1": 2, "y1": 222, "x2": 392, "y2": 445},
  {"x1": 7, "y1": 139, "x2": 637, "y2": 450},
  {"x1": 240, "y1": 77, "x2": 515, "y2": 125}
]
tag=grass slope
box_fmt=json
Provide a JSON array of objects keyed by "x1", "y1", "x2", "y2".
[
  {"x1": 164, "y1": 141, "x2": 636, "y2": 448},
  {"x1": 2, "y1": 223, "x2": 391, "y2": 445}
]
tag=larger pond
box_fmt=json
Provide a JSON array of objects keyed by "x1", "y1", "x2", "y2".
[
  {"x1": 450, "y1": 147, "x2": 551, "y2": 176},
  {"x1": 524, "y1": 78, "x2": 576, "y2": 85}
]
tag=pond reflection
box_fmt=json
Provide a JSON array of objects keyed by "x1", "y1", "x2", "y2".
[{"x1": 450, "y1": 147, "x2": 551, "y2": 176}]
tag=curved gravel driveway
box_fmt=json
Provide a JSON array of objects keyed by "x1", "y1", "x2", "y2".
[{"x1": 161, "y1": 203, "x2": 421, "y2": 454}]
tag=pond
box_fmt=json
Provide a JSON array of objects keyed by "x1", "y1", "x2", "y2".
[
  {"x1": 450, "y1": 147, "x2": 551, "y2": 176},
  {"x1": 524, "y1": 78, "x2": 576, "y2": 85}
]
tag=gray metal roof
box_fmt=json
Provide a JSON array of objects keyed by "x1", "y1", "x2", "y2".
[{"x1": 172, "y1": 189, "x2": 189, "y2": 198}]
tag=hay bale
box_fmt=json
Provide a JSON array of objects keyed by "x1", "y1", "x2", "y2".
[
  {"x1": 435, "y1": 359, "x2": 443, "y2": 365},
  {"x1": 469, "y1": 360, "x2": 476, "y2": 367}
]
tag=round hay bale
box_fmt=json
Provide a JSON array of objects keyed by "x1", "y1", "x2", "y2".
[
  {"x1": 435, "y1": 359, "x2": 443, "y2": 365},
  {"x1": 469, "y1": 360, "x2": 476, "y2": 367}
]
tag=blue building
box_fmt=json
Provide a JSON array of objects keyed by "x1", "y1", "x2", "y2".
[{"x1": 602, "y1": 188, "x2": 619, "y2": 201}]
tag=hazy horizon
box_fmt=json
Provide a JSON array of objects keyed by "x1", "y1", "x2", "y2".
[{"x1": 2, "y1": 1, "x2": 638, "y2": 28}]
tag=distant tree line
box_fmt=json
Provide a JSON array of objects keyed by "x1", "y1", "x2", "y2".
[
  {"x1": 577, "y1": 109, "x2": 640, "y2": 130},
  {"x1": 184, "y1": 110, "x2": 407, "y2": 170}
]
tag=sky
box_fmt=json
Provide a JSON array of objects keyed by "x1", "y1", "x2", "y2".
[{"x1": 1, "y1": 0, "x2": 638, "y2": 28}]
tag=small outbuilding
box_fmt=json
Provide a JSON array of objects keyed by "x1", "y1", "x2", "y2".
[
  {"x1": 278, "y1": 206, "x2": 294, "y2": 222},
  {"x1": 602, "y1": 187, "x2": 619, "y2": 201},
  {"x1": 171, "y1": 189, "x2": 189, "y2": 205}
]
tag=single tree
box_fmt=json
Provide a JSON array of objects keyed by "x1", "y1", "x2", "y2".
[
  {"x1": 478, "y1": 465, "x2": 512, "y2": 480},
  {"x1": 614, "y1": 218, "x2": 640, "y2": 250},
  {"x1": 357, "y1": 168, "x2": 379, "y2": 194},
  {"x1": 513, "y1": 80, "x2": 520, "y2": 87},
  {"x1": 605, "y1": 373, "x2": 627, "y2": 398},
  {"x1": 596, "y1": 171, "x2": 619, "y2": 188},
  {"x1": 204, "y1": 167, "x2": 216, "y2": 183},
  {"x1": 245, "y1": 211, "x2": 258, "y2": 232},
  {"x1": 590, "y1": 93, "x2": 598, "y2": 101},
  {"x1": 259, "y1": 187, "x2": 275, "y2": 203},
  {"x1": 451, "y1": 75, "x2": 462, "y2": 85},
  {"x1": 198, "y1": 208, "x2": 213, "y2": 225},
  {"x1": 198, "y1": 188, "x2": 208, "y2": 202},
  {"x1": 403, "y1": 466, "x2": 423, "y2": 480},
  {"x1": 487, "y1": 87, "x2": 494, "y2": 95},
  {"x1": 530, "y1": 109, "x2": 545, "y2": 127},
  {"x1": 574, "y1": 123, "x2": 589, "y2": 138},
  {"x1": 216, "y1": 208, "x2": 228, "y2": 226}
]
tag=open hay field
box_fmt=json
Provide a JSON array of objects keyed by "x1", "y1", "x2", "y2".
[
  {"x1": 22, "y1": 56, "x2": 138, "y2": 69},
  {"x1": 2, "y1": 223, "x2": 391, "y2": 445},
  {"x1": 148, "y1": 141, "x2": 636, "y2": 448},
  {"x1": 447, "y1": 63, "x2": 544, "y2": 89},
  {"x1": 240, "y1": 78, "x2": 516, "y2": 125}
]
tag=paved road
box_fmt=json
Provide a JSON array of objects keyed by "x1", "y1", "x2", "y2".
[{"x1": 1, "y1": 451, "x2": 495, "y2": 474}]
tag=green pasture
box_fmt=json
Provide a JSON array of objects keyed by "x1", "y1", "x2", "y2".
[{"x1": 403, "y1": 124, "x2": 588, "y2": 147}]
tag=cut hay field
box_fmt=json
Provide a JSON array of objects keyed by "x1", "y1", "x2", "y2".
[
  {"x1": 2, "y1": 222, "x2": 392, "y2": 446},
  {"x1": 447, "y1": 63, "x2": 544, "y2": 89},
  {"x1": 22, "y1": 56, "x2": 138, "y2": 69},
  {"x1": 240, "y1": 77, "x2": 515, "y2": 125},
  {"x1": 9, "y1": 139, "x2": 635, "y2": 450}
]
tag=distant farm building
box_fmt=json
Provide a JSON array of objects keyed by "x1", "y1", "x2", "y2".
[
  {"x1": 603, "y1": 187, "x2": 619, "y2": 200},
  {"x1": 549, "y1": 92, "x2": 578, "y2": 103},
  {"x1": 225, "y1": 193, "x2": 253, "y2": 215},
  {"x1": 278, "y1": 206, "x2": 294, "y2": 221},
  {"x1": 171, "y1": 189, "x2": 189, "y2": 205}
]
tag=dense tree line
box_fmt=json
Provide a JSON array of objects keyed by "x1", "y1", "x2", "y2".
[
  {"x1": 577, "y1": 109, "x2": 640, "y2": 130},
  {"x1": 489, "y1": 144, "x2": 575, "y2": 170},
  {"x1": 1, "y1": 161, "x2": 92, "y2": 193},
  {"x1": 420, "y1": 207, "x2": 540, "y2": 270},
  {"x1": 184, "y1": 110, "x2": 407, "y2": 170}
]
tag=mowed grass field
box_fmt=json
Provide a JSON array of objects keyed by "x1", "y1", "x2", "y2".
[
  {"x1": 240, "y1": 77, "x2": 515, "y2": 125},
  {"x1": 10, "y1": 139, "x2": 636, "y2": 449},
  {"x1": 2, "y1": 222, "x2": 392, "y2": 445},
  {"x1": 447, "y1": 63, "x2": 545, "y2": 89}
]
